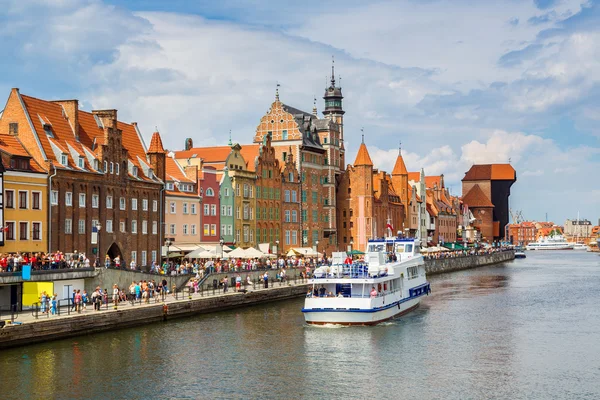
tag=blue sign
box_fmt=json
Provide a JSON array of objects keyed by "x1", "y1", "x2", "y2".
[{"x1": 22, "y1": 265, "x2": 32, "y2": 280}]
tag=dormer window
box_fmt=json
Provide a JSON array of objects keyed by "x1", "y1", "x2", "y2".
[
  {"x1": 43, "y1": 124, "x2": 54, "y2": 138},
  {"x1": 166, "y1": 182, "x2": 174, "y2": 190},
  {"x1": 94, "y1": 159, "x2": 99, "y2": 170},
  {"x1": 132, "y1": 166, "x2": 138, "y2": 177},
  {"x1": 61, "y1": 154, "x2": 68, "y2": 166},
  {"x1": 78, "y1": 157, "x2": 84, "y2": 169}
]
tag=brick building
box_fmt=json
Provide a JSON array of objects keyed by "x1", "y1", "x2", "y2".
[
  {"x1": 255, "y1": 134, "x2": 282, "y2": 254},
  {"x1": 506, "y1": 221, "x2": 536, "y2": 245},
  {"x1": 461, "y1": 164, "x2": 516, "y2": 242},
  {"x1": 0, "y1": 89, "x2": 165, "y2": 267}
]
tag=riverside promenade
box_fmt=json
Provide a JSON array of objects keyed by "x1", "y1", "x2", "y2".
[{"x1": 0, "y1": 278, "x2": 311, "y2": 349}]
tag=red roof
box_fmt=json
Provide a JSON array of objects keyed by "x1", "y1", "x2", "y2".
[
  {"x1": 462, "y1": 184, "x2": 494, "y2": 208},
  {"x1": 166, "y1": 157, "x2": 194, "y2": 183},
  {"x1": 354, "y1": 143, "x2": 373, "y2": 166},
  {"x1": 463, "y1": 164, "x2": 516, "y2": 181},
  {"x1": 392, "y1": 154, "x2": 408, "y2": 175},
  {"x1": 0, "y1": 134, "x2": 45, "y2": 172},
  {"x1": 148, "y1": 131, "x2": 166, "y2": 153}
]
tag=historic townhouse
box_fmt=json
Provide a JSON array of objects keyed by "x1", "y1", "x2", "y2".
[
  {"x1": 197, "y1": 165, "x2": 220, "y2": 245},
  {"x1": 255, "y1": 134, "x2": 282, "y2": 254},
  {"x1": 281, "y1": 148, "x2": 301, "y2": 253},
  {"x1": 0, "y1": 134, "x2": 48, "y2": 253},
  {"x1": 0, "y1": 89, "x2": 165, "y2": 266},
  {"x1": 164, "y1": 154, "x2": 201, "y2": 247},
  {"x1": 253, "y1": 70, "x2": 345, "y2": 255}
]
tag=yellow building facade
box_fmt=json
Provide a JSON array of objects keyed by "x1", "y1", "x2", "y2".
[{"x1": 0, "y1": 135, "x2": 48, "y2": 254}]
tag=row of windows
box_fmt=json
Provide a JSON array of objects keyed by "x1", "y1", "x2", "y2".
[
  {"x1": 256, "y1": 187, "x2": 280, "y2": 200},
  {"x1": 5, "y1": 190, "x2": 42, "y2": 210},
  {"x1": 53, "y1": 191, "x2": 158, "y2": 212},
  {"x1": 130, "y1": 250, "x2": 157, "y2": 266},
  {"x1": 165, "y1": 182, "x2": 196, "y2": 193},
  {"x1": 166, "y1": 224, "x2": 199, "y2": 236},
  {"x1": 3, "y1": 221, "x2": 42, "y2": 241},
  {"x1": 169, "y1": 202, "x2": 198, "y2": 215},
  {"x1": 64, "y1": 219, "x2": 158, "y2": 235}
]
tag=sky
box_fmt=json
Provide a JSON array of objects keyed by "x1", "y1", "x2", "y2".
[{"x1": 1, "y1": 0, "x2": 599, "y2": 225}]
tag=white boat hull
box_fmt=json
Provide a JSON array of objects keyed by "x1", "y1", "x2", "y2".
[{"x1": 304, "y1": 297, "x2": 421, "y2": 326}]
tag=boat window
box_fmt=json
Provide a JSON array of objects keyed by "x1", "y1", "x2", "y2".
[
  {"x1": 407, "y1": 266, "x2": 419, "y2": 279},
  {"x1": 395, "y1": 244, "x2": 405, "y2": 253},
  {"x1": 369, "y1": 244, "x2": 385, "y2": 252},
  {"x1": 414, "y1": 245, "x2": 420, "y2": 254},
  {"x1": 405, "y1": 244, "x2": 413, "y2": 253},
  {"x1": 386, "y1": 243, "x2": 394, "y2": 253}
]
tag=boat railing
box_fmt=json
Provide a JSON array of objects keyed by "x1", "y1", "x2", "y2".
[
  {"x1": 306, "y1": 287, "x2": 403, "y2": 299},
  {"x1": 311, "y1": 263, "x2": 388, "y2": 279}
]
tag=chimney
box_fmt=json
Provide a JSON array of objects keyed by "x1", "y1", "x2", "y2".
[
  {"x1": 92, "y1": 109, "x2": 118, "y2": 130},
  {"x1": 53, "y1": 100, "x2": 79, "y2": 140}
]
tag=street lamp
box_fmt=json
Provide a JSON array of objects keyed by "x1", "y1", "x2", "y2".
[
  {"x1": 219, "y1": 237, "x2": 224, "y2": 259},
  {"x1": 96, "y1": 223, "x2": 102, "y2": 268},
  {"x1": 275, "y1": 240, "x2": 279, "y2": 256},
  {"x1": 165, "y1": 239, "x2": 172, "y2": 272},
  {"x1": 315, "y1": 240, "x2": 319, "y2": 263}
]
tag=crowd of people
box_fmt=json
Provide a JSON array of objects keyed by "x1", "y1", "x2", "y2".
[{"x1": 422, "y1": 245, "x2": 512, "y2": 260}]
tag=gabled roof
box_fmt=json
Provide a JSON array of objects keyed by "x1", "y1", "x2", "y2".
[
  {"x1": 240, "y1": 145, "x2": 261, "y2": 172},
  {"x1": 392, "y1": 154, "x2": 408, "y2": 175},
  {"x1": 462, "y1": 184, "x2": 494, "y2": 208},
  {"x1": 0, "y1": 134, "x2": 45, "y2": 172},
  {"x1": 463, "y1": 164, "x2": 516, "y2": 181},
  {"x1": 174, "y1": 146, "x2": 233, "y2": 164},
  {"x1": 354, "y1": 143, "x2": 373, "y2": 166},
  {"x1": 407, "y1": 172, "x2": 442, "y2": 189},
  {"x1": 166, "y1": 156, "x2": 194, "y2": 183}
]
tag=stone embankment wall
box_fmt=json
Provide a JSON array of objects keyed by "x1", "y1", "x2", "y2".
[
  {"x1": 0, "y1": 283, "x2": 310, "y2": 349},
  {"x1": 85, "y1": 268, "x2": 192, "y2": 293},
  {"x1": 425, "y1": 250, "x2": 515, "y2": 275}
]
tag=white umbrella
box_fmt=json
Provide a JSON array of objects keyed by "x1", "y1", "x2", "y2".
[
  {"x1": 244, "y1": 247, "x2": 265, "y2": 258},
  {"x1": 226, "y1": 247, "x2": 247, "y2": 259}
]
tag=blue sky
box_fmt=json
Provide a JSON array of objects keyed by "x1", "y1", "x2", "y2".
[{"x1": 1, "y1": 0, "x2": 599, "y2": 225}]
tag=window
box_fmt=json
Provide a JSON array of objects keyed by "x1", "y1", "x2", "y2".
[
  {"x1": 211, "y1": 204, "x2": 217, "y2": 216},
  {"x1": 131, "y1": 251, "x2": 137, "y2": 264},
  {"x1": 301, "y1": 190, "x2": 306, "y2": 202},
  {"x1": 120, "y1": 221, "x2": 126, "y2": 233},
  {"x1": 302, "y1": 210, "x2": 307, "y2": 222},
  {"x1": 141, "y1": 251, "x2": 147, "y2": 266},
  {"x1": 132, "y1": 198, "x2": 138, "y2": 211},
  {"x1": 32, "y1": 192, "x2": 41, "y2": 210},
  {"x1": 77, "y1": 193, "x2": 85, "y2": 208},
  {"x1": 211, "y1": 224, "x2": 216, "y2": 236},
  {"x1": 65, "y1": 219, "x2": 72, "y2": 234},
  {"x1": 32, "y1": 222, "x2": 41, "y2": 240},
  {"x1": 152, "y1": 221, "x2": 158, "y2": 235},
  {"x1": 110, "y1": 162, "x2": 114, "y2": 174},
  {"x1": 92, "y1": 194, "x2": 99, "y2": 208},
  {"x1": 292, "y1": 230, "x2": 297, "y2": 245},
  {"x1": 236, "y1": 229, "x2": 240, "y2": 243},
  {"x1": 166, "y1": 183, "x2": 174, "y2": 190},
  {"x1": 19, "y1": 222, "x2": 28, "y2": 240},
  {"x1": 204, "y1": 204, "x2": 210, "y2": 215},
  {"x1": 152, "y1": 251, "x2": 157, "y2": 262},
  {"x1": 227, "y1": 206, "x2": 233, "y2": 216},
  {"x1": 65, "y1": 192, "x2": 72, "y2": 207},
  {"x1": 228, "y1": 225, "x2": 232, "y2": 235},
  {"x1": 51, "y1": 190, "x2": 58, "y2": 205},
  {"x1": 284, "y1": 190, "x2": 290, "y2": 202},
  {"x1": 288, "y1": 173, "x2": 294, "y2": 183},
  {"x1": 243, "y1": 226, "x2": 249, "y2": 242},
  {"x1": 78, "y1": 157, "x2": 84, "y2": 169},
  {"x1": 236, "y1": 185, "x2": 240, "y2": 197},
  {"x1": 170, "y1": 202, "x2": 176, "y2": 214},
  {"x1": 285, "y1": 210, "x2": 290, "y2": 222},
  {"x1": 5, "y1": 222, "x2": 14, "y2": 240},
  {"x1": 61, "y1": 154, "x2": 68, "y2": 166},
  {"x1": 206, "y1": 188, "x2": 214, "y2": 196},
  {"x1": 120, "y1": 197, "x2": 126, "y2": 210},
  {"x1": 292, "y1": 210, "x2": 298, "y2": 223},
  {"x1": 312, "y1": 210, "x2": 318, "y2": 222},
  {"x1": 191, "y1": 224, "x2": 196, "y2": 235},
  {"x1": 183, "y1": 224, "x2": 188, "y2": 235},
  {"x1": 132, "y1": 166, "x2": 138, "y2": 177},
  {"x1": 131, "y1": 220, "x2": 138, "y2": 234},
  {"x1": 183, "y1": 202, "x2": 188, "y2": 214},
  {"x1": 142, "y1": 220, "x2": 148, "y2": 235},
  {"x1": 19, "y1": 191, "x2": 27, "y2": 209},
  {"x1": 285, "y1": 230, "x2": 290, "y2": 245},
  {"x1": 106, "y1": 195, "x2": 113, "y2": 209},
  {"x1": 282, "y1": 129, "x2": 288, "y2": 140},
  {"x1": 104, "y1": 160, "x2": 108, "y2": 173},
  {"x1": 221, "y1": 205, "x2": 226, "y2": 216},
  {"x1": 106, "y1": 220, "x2": 113, "y2": 233},
  {"x1": 116, "y1": 163, "x2": 119, "y2": 175},
  {"x1": 78, "y1": 219, "x2": 85, "y2": 234},
  {"x1": 224, "y1": 188, "x2": 229, "y2": 197},
  {"x1": 204, "y1": 224, "x2": 209, "y2": 236},
  {"x1": 312, "y1": 191, "x2": 317, "y2": 203},
  {"x1": 243, "y1": 184, "x2": 249, "y2": 198},
  {"x1": 92, "y1": 219, "x2": 99, "y2": 230},
  {"x1": 169, "y1": 224, "x2": 176, "y2": 235},
  {"x1": 153, "y1": 200, "x2": 158, "y2": 212},
  {"x1": 191, "y1": 203, "x2": 197, "y2": 214},
  {"x1": 142, "y1": 199, "x2": 148, "y2": 211}
]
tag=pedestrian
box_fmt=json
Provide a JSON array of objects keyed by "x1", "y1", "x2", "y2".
[
  {"x1": 70, "y1": 289, "x2": 77, "y2": 311},
  {"x1": 40, "y1": 291, "x2": 48, "y2": 314},
  {"x1": 223, "y1": 276, "x2": 229, "y2": 293},
  {"x1": 82, "y1": 290, "x2": 89, "y2": 310},
  {"x1": 113, "y1": 284, "x2": 119, "y2": 307},
  {"x1": 75, "y1": 289, "x2": 82, "y2": 313},
  {"x1": 51, "y1": 294, "x2": 57, "y2": 315},
  {"x1": 263, "y1": 272, "x2": 269, "y2": 288},
  {"x1": 235, "y1": 274, "x2": 242, "y2": 292}
]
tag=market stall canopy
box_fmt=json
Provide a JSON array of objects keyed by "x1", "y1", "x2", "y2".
[
  {"x1": 426, "y1": 246, "x2": 449, "y2": 253},
  {"x1": 244, "y1": 247, "x2": 265, "y2": 258},
  {"x1": 186, "y1": 247, "x2": 213, "y2": 259},
  {"x1": 226, "y1": 247, "x2": 247, "y2": 259},
  {"x1": 442, "y1": 243, "x2": 466, "y2": 250},
  {"x1": 286, "y1": 247, "x2": 320, "y2": 257},
  {"x1": 348, "y1": 249, "x2": 365, "y2": 255}
]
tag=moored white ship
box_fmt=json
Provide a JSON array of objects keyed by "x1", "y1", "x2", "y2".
[
  {"x1": 302, "y1": 237, "x2": 430, "y2": 326},
  {"x1": 526, "y1": 235, "x2": 574, "y2": 250}
]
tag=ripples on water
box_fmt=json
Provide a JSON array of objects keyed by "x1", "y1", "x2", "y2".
[{"x1": 1, "y1": 252, "x2": 600, "y2": 399}]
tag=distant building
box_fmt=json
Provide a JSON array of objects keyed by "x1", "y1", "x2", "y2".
[
  {"x1": 461, "y1": 164, "x2": 516, "y2": 242},
  {"x1": 563, "y1": 219, "x2": 592, "y2": 238},
  {"x1": 506, "y1": 221, "x2": 536, "y2": 245}
]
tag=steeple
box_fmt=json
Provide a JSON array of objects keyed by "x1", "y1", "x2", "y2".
[
  {"x1": 392, "y1": 151, "x2": 408, "y2": 176},
  {"x1": 354, "y1": 141, "x2": 373, "y2": 167},
  {"x1": 323, "y1": 57, "x2": 344, "y2": 118},
  {"x1": 147, "y1": 130, "x2": 166, "y2": 183}
]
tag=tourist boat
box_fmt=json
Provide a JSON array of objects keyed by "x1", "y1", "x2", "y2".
[
  {"x1": 515, "y1": 250, "x2": 526, "y2": 259},
  {"x1": 573, "y1": 242, "x2": 590, "y2": 251},
  {"x1": 525, "y1": 235, "x2": 574, "y2": 250},
  {"x1": 302, "y1": 237, "x2": 430, "y2": 326}
]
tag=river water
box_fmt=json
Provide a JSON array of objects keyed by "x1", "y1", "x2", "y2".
[{"x1": 1, "y1": 251, "x2": 600, "y2": 399}]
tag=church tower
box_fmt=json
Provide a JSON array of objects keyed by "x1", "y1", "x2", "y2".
[{"x1": 391, "y1": 143, "x2": 409, "y2": 220}]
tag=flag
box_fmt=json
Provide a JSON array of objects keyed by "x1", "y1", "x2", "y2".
[{"x1": 386, "y1": 223, "x2": 394, "y2": 231}]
